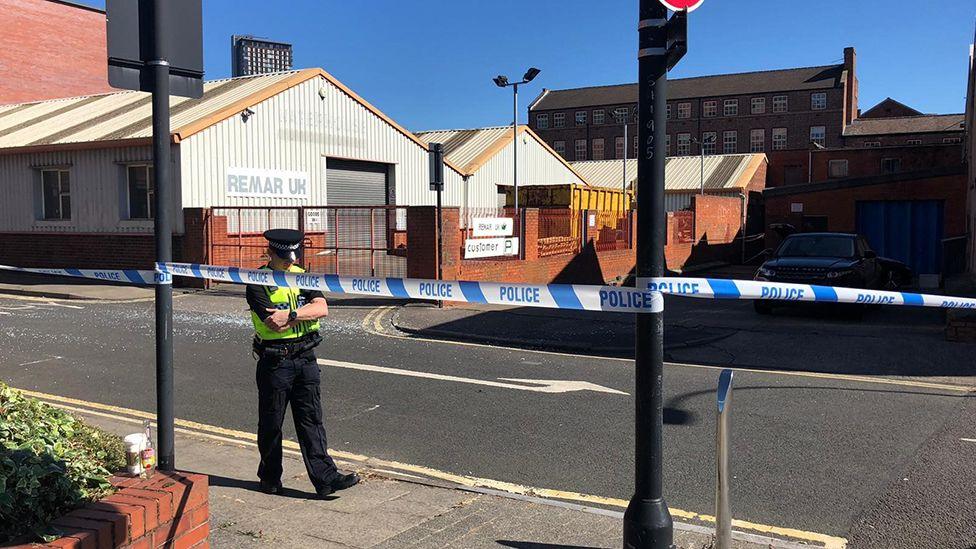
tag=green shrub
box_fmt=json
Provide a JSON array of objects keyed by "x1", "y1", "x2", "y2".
[{"x1": 0, "y1": 382, "x2": 127, "y2": 543}]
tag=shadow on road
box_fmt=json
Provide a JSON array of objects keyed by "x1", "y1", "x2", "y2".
[{"x1": 496, "y1": 541, "x2": 603, "y2": 549}]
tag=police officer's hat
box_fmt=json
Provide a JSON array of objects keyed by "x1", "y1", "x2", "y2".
[{"x1": 264, "y1": 229, "x2": 304, "y2": 262}]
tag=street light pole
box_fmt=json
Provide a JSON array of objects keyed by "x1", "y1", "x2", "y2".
[
  {"x1": 150, "y1": 0, "x2": 175, "y2": 471},
  {"x1": 494, "y1": 68, "x2": 541, "y2": 221},
  {"x1": 624, "y1": 1, "x2": 672, "y2": 548},
  {"x1": 513, "y1": 83, "x2": 519, "y2": 213}
]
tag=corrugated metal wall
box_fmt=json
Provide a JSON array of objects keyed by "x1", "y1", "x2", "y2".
[
  {"x1": 467, "y1": 133, "x2": 585, "y2": 209},
  {"x1": 0, "y1": 145, "x2": 184, "y2": 233},
  {"x1": 665, "y1": 190, "x2": 739, "y2": 212},
  {"x1": 180, "y1": 77, "x2": 463, "y2": 210}
]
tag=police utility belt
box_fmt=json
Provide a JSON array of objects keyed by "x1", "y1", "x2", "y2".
[{"x1": 253, "y1": 332, "x2": 323, "y2": 358}]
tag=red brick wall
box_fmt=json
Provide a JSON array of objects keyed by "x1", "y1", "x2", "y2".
[
  {"x1": 0, "y1": 0, "x2": 115, "y2": 104},
  {"x1": 408, "y1": 203, "x2": 745, "y2": 284},
  {"x1": 691, "y1": 195, "x2": 742, "y2": 244},
  {"x1": 0, "y1": 232, "x2": 170, "y2": 270},
  {"x1": 809, "y1": 144, "x2": 963, "y2": 182},
  {"x1": 10, "y1": 472, "x2": 209, "y2": 549},
  {"x1": 764, "y1": 171, "x2": 967, "y2": 250}
]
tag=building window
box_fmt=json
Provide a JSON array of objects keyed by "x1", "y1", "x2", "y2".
[
  {"x1": 553, "y1": 112, "x2": 565, "y2": 128},
  {"x1": 666, "y1": 104, "x2": 672, "y2": 120},
  {"x1": 575, "y1": 111, "x2": 587, "y2": 126},
  {"x1": 677, "y1": 102, "x2": 691, "y2": 119},
  {"x1": 881, "y1": 158, "x2": 902, "y2": 174},
  {"x1": 553, "y1": 140, "x2": 565, "y2": 155},
  {"x1": 810, "y1": 126, "x2": 826, "y2": 147},
  {"x1": 665, "y1": 135, "x2": 671, "y2": 156},
  {"x1": 575, "y1": 139, "x2": 587, "y2": 161},
  {"x1": 702, "y1": 132, "x2": 717, "y2": 155},
  {"x1": 127, "y1": 165, "x2": 155, "y2": 219},
  {"x1": 772, "y1": 95, "x2": 788, "y2": 113},
  {"x1": 811, "y1": 92, "x2": 827, "y2": 111},
  {"x1": 828, "y1": 159, "x2": 848, "y2": 178},
  {"x1": 615, "y1": 136, "x2": 625, "y2": 159},
  {"x1": 772, "y1": 127, "x2": 788, "y2": 150},
  {"x1": 751, "y1": 97, "x2": 766, "y2": 114},
  {"x1": 536, "y1": 114, "x2": 549, "y2": 130},
  {"x1": 723, "y1": 131, "x2": 737, "y2": 154},
  {"x1": 613, "y1": 108, "x2": 628, "y2": 124},
  {"x1": 41, "y1": 169, "x2": 71, "y2": 221},
  {"x1": 944, "y1": 137, "x2": 963, "y2": 144},
  {"x1": 750, "y1": 129, "x2": 765, "y2": 152},
  {"x1": 906, "y1": 139, "x2": 922, "y2": 145},
  {"x1": 592, "y1": 138, "x2": 605, "y2": 161},
  {"x1": 677, "y1": 133, "x2": 691, "y2": 156},
  {"x1": 631, "y1": 108, "x2": 638, "y2": 123},
  {"x1": 593, "y1": 109, "x2": 605, "y2": 125},
  {"x1": 724, "y1": 99, "x2": 738, "y2": 117},
  {"x1": 703, "y1": 100, "x2": 717, "y2": 118},
  {"x1": 864, "y1": 141, "x2": 881, "y2": 148}
]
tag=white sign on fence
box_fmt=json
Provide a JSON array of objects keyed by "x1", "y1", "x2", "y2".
[
  {"x1": 464, "y1": 237, "x2": 520, "y2": 259},
  {"x1": 226, "y1": 167, "x2": 310, "y2": 199},
  {"x1": 472, "y1": 217, "x2": 514, "y2": 237}
]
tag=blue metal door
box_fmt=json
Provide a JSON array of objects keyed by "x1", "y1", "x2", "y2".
[{"x1": 856, "y1": 200, "x2": 944, "y2": 275}]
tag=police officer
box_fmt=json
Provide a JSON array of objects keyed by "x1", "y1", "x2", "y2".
[{"x1": 246, "y1": 228, "x2": 359, "y2": 497}]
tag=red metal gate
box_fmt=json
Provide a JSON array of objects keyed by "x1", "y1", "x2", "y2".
[{"x1": 208, "y1": 206, "x2": 407, "y2": 278}]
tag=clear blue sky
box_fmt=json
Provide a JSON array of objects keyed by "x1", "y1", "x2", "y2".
[{"x1": 80, "y1": 0, "x2": 974, "y2": 131}]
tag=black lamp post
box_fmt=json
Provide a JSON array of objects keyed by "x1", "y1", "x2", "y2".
[{"x1": 493, "y1": 67, "x2": 541, "y2": 214}]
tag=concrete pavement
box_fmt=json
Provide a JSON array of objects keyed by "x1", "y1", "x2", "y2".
[{"x1": 59, "y1": 401, "x2": 788, "y2": 549}]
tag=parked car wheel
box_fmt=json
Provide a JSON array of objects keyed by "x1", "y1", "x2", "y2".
[{"x1": 753, "y1": 300, "x2": 773, "y2": 315}]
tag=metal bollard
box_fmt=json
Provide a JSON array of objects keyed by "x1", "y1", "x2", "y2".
[{"x1": 715, "y1": 369, "x2": 734, "y2": 549}]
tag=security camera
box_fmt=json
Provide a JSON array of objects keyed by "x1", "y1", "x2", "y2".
[{"x1": 241, "y1": 108, "x2": 255, "y2": 122}]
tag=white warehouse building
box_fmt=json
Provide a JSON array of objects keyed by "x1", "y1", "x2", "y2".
[
  {"x1": 416, "y1": 125, "x2": 589, "y2": 215},
  {"x1": 0, "y1": 68, "x2": 563, "y2": 270}
]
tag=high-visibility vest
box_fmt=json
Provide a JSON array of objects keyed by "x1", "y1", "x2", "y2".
[{"x1": 251, "y1": 265, "x2": 321, "y2": 341}]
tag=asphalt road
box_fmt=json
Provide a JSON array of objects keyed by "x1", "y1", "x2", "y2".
[{"x1": 1, "y1": 292, "x2": 974, "y2": 547}]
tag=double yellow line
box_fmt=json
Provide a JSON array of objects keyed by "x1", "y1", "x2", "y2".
[{"x1": 18, "y1": 386, "x2": 847, "y2": 548}]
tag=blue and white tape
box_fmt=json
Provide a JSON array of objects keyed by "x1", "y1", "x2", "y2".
[
  {"x1": 157, "y1": 262, "x2": 664, "y2": 313},
  {"x1": 644, "y1": 277, "x2": 976, "y2": 310},
  {"x1": 3, "y1": 261, "x2": 976, "y2": 311},
  {"x1": 0, "y1": 265, "x2": 162, "y2": 285}
]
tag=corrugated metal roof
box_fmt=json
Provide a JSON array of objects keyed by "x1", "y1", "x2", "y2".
[
  {"x1": 0, "y1": 71, "x2": 303, "y2": 150},
  {"x1": 415, "y1": 126, "x2": 512, "y2": 171},
  {"x1": 842, "y1": 114, "x2": 965, "y2": 136},
  {"x1": 571, "y1": 154, "x2": 764, "y2": 191}
]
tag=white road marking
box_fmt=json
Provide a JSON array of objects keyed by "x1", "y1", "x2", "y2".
[
  {"x1": 317, "y1": 358, "x2": 628, "y2": 395},
  {"x1": 961, "y1": 438, "x2": 976, "y2": 444},
  {"x1": 44, "y1": 301, "x2": 85, "y2": 309},
  {"x1": 0, "y1": 311, "x2": 10, "y2": 315},
  {"x1": 364, "y1": 404, "x2": 381, "y2": 412},
  {"x1": 18, "y1": 355, "x2": 63, "y2": 367}
]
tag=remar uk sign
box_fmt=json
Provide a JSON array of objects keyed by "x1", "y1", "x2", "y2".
[{"x1": 226, "y1": 167, "x2": 310, "y2": 199}]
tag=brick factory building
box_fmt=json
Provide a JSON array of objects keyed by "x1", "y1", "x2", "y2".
[
  {"x1": 529, "y1": 47, "x2": 860, "y2": 187},
  {"x1": 764, "y1": 166, "x2": 967, "y2": 283},
  {"x1": 0, "y1": 0, "x2": 115, "y2": 104}
]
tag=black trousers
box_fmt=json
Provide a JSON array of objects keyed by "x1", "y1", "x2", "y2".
[{"x1": 255, "y1": 347, "x2": 338, "y2": 490}]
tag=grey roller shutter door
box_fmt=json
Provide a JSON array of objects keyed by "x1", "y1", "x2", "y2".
[{"x1": 326, "y1": 159, "x2": 388, "y2": 206}]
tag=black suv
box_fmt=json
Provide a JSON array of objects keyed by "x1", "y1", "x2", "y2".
[{"x1": 753, "y1": 232, "x2": 899, "y2": 314}]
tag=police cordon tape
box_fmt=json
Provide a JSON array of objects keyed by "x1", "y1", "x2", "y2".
[
  {"x1": 2, "y1": 262, "x2": 976, "y2": 311},
  {"x1": 0, "y1": 265, "x2": 161, "y2": 285},
  {"x1": 156, "y1": 262, "x2": 976, "y2": 311},
  {"x1": 156, "y1": 262, "x2": 664, "y2": 313}
]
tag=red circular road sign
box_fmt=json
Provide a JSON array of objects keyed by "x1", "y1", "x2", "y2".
[{"x1": 659, "y1": 0, "x2": 705, "y2": 11}]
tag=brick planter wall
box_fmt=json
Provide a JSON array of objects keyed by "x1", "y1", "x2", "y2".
[{"x1": 10, "y1": 472, "x2": 209, "y2": 549}]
